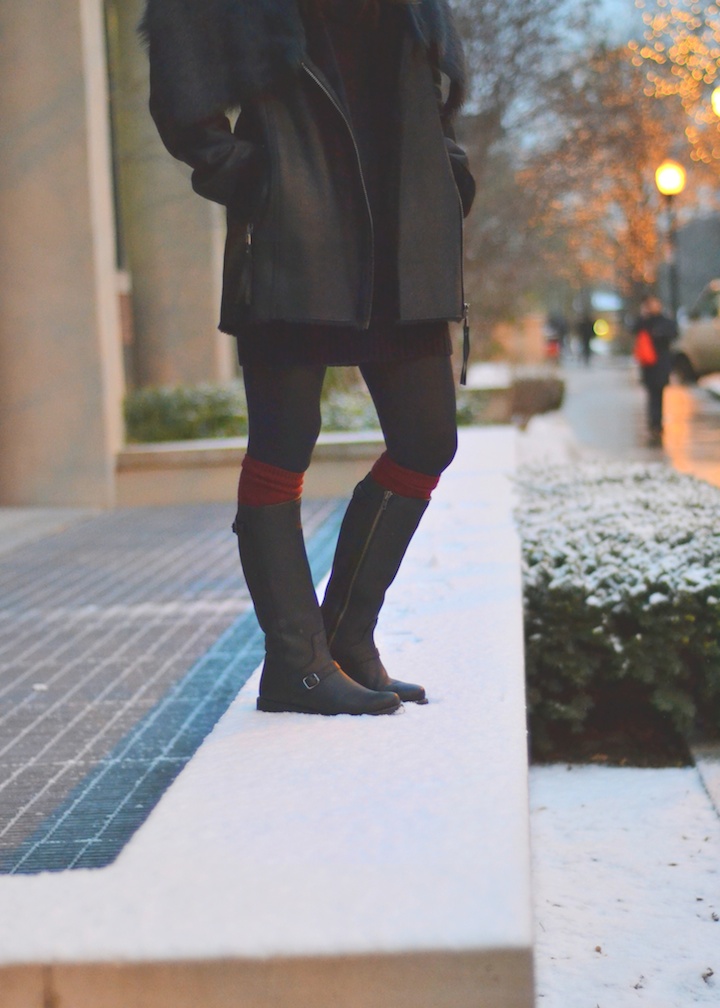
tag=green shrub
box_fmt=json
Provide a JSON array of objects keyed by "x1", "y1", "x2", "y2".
[
  {"x1": 124, "y1": 374, "x2": 502, "y2": 443},
  {"x1": 320, "y1": 388, "x2": 381, "y2": 431},
  {"x1": 124, "y1": 383, "x2": 248, "y2": 442},
  {"x1": 456, "y1": 388, "x2": 506, "y2": 425},
  {"x1": 515, "y1": 463, "x2": 720, "y2": 757}
]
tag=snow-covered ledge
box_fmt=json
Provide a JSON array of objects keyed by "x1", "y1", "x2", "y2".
[{"x1": 0, "y1": 427, "x2": 533, "y2": 1008}]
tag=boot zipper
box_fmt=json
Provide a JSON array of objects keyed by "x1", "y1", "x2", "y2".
[
  {"x1": 302, "y1": 62, "x2": 375, "y2": 329},
  {"x1": 327, "y1": 490, "x2": 392, "y2": 647}
]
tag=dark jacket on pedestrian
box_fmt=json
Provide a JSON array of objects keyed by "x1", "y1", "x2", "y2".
[{"x1": 140, "y1": 0, "x2": 475, "y2": 337}]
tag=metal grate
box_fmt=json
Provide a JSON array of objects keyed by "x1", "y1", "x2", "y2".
[{"x1": 0, "y1": 499, "x2": 345, "y2": 873}]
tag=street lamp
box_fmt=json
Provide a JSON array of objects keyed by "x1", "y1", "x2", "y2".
[
  {"x1": 655, "y1": 159, "x2": 687, "y2": 318},
  {"x1": 712, "y1": 84, "x2": 720, "y2": 119}
]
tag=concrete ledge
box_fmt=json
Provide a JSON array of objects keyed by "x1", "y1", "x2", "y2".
[
  {"x1": 6, "y1": 951, "x2": 532, "y2": 1008},
  {"x1": 116, "y1": 431, "x2": 386, "y2": 505},
  {"x1": 692, "y1": 743, "x2": 720, "y2": 816},
  {"x1": 0, "y1": 428, "x2": 533, "y2": 1007}
]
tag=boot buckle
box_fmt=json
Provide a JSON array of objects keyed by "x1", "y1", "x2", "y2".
[{"x1": 302, "y1": 672, "x2": 321, "y2": 690}]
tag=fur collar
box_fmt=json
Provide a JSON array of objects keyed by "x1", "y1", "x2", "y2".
[{"x1": 140, "y1": 0, "x2": 466, "y2": 124}]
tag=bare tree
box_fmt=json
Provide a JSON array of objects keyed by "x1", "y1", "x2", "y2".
[
  {"x1": 522, "y1": 43, "x2": 683, "y2": 301},
  {"x1": 455, "y1": 0, "x2": 596, "y2": 340}
]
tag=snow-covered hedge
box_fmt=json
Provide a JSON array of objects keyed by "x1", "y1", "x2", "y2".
[{"x1": 515, "y1": 462, "x2": 720, "y2": 753}]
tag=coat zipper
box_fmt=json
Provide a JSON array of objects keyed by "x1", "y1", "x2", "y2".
[
  {"x1": 302, "y1": 62, "x2": 375, "y2": 329},
  {"x1": 455, "y1": 188, "x2": 470, "y2": 385},
  {"x1": 326, "y1": 489, "x2": 392, "y2": 648},
  {"x1": 242, "y1": 222, "x2": 254, "y2": 306}
]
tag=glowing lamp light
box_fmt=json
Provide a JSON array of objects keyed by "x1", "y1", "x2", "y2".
[
  {"x1": 655, "y1": 160, "x2": 687, "y2": 196},
  {"x1": 712, "y1": 85, "x2": 720, "y2": 118},
  {"x1": 593, "y1": 319, "x2": 611, "y2": 339}
]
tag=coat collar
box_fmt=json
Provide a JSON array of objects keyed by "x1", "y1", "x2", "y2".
[{"x1": 140, "y1": 0, "x2": 466, "y2": 123}]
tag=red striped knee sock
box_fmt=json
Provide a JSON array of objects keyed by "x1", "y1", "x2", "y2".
[
  {"x1": 370, "y1": 452, "x2": 439, "y2": 501},
  {"x1": 238, "y1": 455, "x2": 304, "y2": 506}
]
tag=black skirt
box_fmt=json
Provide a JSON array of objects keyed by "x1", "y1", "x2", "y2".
[{"x1": 235, "y1": 319, "x2": 452, "y2": 367}]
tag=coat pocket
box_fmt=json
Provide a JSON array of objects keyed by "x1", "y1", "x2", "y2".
[
  {"x1": 237, "y1": 223, "x2": 254, "y2": 306},
  {"x1": 224, "y1": 211, "x2": 255, "y2": 308}
]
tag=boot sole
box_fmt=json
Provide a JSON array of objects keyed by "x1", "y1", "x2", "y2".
[{"x1": 256, "y1": 697, "x2": 402, "y2": 715}]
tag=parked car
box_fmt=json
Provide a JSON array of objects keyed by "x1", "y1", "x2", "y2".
[{"x1": 673, "y1": 280, "x2": 720, "y2": 383}]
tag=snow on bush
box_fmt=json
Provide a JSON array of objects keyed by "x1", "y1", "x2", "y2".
[{"x1": 514, "y1": 462, "x2": 720, "y2": 751}]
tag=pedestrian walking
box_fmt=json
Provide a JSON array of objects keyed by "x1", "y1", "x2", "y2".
[
  {"x1": 633, "y1": 294, "x2": 677, "y2": 446},
  {"x1": 576, "y1": 313, "x2": 595, "y2": 366},
  {"x1": 141, "y1": 0, "x2": 475, "y2": 715},
  {"x1": 546, "y1": 313, "x2": 569, "y2": 359}
]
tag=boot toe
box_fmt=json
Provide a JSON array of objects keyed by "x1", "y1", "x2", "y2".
[
  {"x1": 333, "y1": 649, "x2": 427, "y2": 705},
  {"x1": 388, "y1": 679, "x2": 428, "y2": 704}
]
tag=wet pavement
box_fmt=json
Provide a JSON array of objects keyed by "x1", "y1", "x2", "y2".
[{"x1": 560, "y1": 355, "x2": 720, "y2": 487}]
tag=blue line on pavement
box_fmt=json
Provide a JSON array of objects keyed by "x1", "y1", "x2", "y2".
[{"x1": 0, "y1": 501, "x2": 346, "y2": 875}]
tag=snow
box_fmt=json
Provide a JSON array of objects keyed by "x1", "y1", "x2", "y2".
[
  {"x1": 3, "y1": 411, "x2": 718, "y2": 1007},
  {"x1": 464, "y1": 361, "x2": 513, "y2": 390},
  {"x1": 514, "y1": 461, "x2": 720, "y2": 624},
  {"x1": 0, "y1": 427, "x2": 533, "y2": 999},
  {"x1": 518, "y1": 412, "x2": 720, "y2": 1007},
  {"x1": 531, "y1": 765, "x2": 720, "y2": 1007}
]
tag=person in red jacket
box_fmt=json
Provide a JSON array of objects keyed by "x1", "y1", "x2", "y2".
[
  {"x1": 141, "y1": 0, "x2": 475, "y2": 715},
  {"x1": 634, "y1": 295, "x2": 678, "y2": 446}
]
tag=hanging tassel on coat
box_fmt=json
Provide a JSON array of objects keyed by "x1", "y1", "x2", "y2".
[{"x1": 460, "y1": 301, "x2": 470, "y2": 386}]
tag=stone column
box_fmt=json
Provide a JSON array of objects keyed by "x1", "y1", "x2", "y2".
[
  {"x1": 107, "y1": 0, "x2": 235, "y2": 389},
  {"x1": 0, "y1": 0, "x2": 125, "y2": 507}
]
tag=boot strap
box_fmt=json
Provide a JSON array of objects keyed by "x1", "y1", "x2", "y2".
[{"x1": 303, "y1": 662, "x2": 341, "y2": 690}]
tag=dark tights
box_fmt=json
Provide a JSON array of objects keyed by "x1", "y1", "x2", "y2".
[{"x1": 243, "y1": 355, "x2": 458, "y2": 476}]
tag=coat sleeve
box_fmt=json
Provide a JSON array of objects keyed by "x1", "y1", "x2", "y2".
[
  {"x1": 431, "y1": 63, "x2": 476, "y2": 218},
  {"x1": 149, "y1": 100, "x2": 265, "y2": 212},
  {"x1": 142, "y1": 0, "x2": 265, "y2": 212},
  {"x1": 444, "y1": 129, "x2": 475, "y2": 219}
]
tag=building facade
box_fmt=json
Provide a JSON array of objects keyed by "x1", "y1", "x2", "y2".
[{"x1": 0, "y1": 0, "x2": 230, "y2": 507}]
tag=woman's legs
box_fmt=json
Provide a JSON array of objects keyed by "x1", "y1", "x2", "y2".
[
  {"x1": 243, "y1": 359, "x2": 325, "y2": 471},
  {"x1": 321, "y1": 355, "x2": 458, "y2": 703},
  {"x1": 234, "y1": 360, "x2": 401, "y2": 715},
  {"x1": 360, "y1": 354, "x2": 458, "y2": 476}
]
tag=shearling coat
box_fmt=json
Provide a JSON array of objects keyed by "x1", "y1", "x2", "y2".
[{"x1": 141, "y1": 0, "x2": 475, "y2": 335}]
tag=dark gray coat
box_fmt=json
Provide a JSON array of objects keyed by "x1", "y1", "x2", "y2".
[{"x1": 141, "y1": 0, "x2": 475, "y2": 334}]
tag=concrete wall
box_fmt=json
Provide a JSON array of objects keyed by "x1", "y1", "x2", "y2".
[{"x1": 0, "y1": 0, "x2": 124, "y2": 507}]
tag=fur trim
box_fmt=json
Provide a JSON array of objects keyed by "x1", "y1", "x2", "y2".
[{"x1": 140, "y1": 0, "x2": 466, "y2": 123}]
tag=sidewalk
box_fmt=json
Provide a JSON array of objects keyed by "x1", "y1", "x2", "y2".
[
  {"x1": 0, "y1": 427, "x2": 533, "y2": 1008},
  {"x1": 521, "y1": 374, "x2": 720, "y2": 1007}
]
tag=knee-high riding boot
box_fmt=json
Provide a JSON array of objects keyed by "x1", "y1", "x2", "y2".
[
  {"x1": 321, "y1": 475, "x2": 429, "y2": 704},
  {"x1": 233, "y1": 499, "x2": 401, "y2": 715}
]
